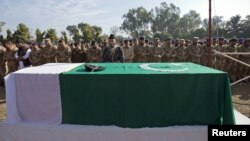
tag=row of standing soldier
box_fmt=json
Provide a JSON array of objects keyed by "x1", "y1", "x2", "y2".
[{"x1": 0, "y1": 35, "x2": 250, "y2": 84}]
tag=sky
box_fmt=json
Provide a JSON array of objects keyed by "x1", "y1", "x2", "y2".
[{"x1": 0, "y1": 0, "x2": 250, "y2": 37}]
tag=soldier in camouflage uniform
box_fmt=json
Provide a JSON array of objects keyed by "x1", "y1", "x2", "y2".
[
  {"x1": 122, "y1": 39, "x2": 134, "y2": 62},
  {"x1": 237, "y1": 38, "x2": 250, "y2": 79},
  {"x1": 172, "y1": 39, "x2": 186, "y2": 62},
  {"x1": 88, "y1": 41, "x2": 102, "y2": 62},
  {"x1": 162, "y1": 37, "x2": 175, "y2": 62},
  {"x1": 200, "y1": 38, "x2": 215, "y2": 67},
  {"x1": 224, "y1": 38, "x2": 237, "y2": 81},
  {"x1": 150, "y1": 38, "x2": 164, "y2": 62},
  {"x1": 186, "y1": 37, "x2": 201, "y2": 64},
  {"x1": 133, "y1": 37, "x2": 150, "y2": 62},
  {"x1": 42, "y1": 39, "x2": 57, "y2": 63},
  {"x1": 0, "y1": 45, "x2": 6, "y2": 85},
  {"x1": 3, "y1": 42, "x2": 18, "y2": 74},
  {"x1": 55, "y1": 39, "x2": 71, "y2": 63},
  {"x1": 29, "y1": 42, "x2": 42, "y2": 66},
  {"x1": 214, "y1": 37, "x2": 226, "y2": 70},
  {"x1": 72, "y1": 42, "x2": 84, "y2": 63}
]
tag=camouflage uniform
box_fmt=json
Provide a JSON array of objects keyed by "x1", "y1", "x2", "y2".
[
  {"x1": 223, "y1": 42, "x2": 237, "y2": 81},
  {"x1": 186, "y1": 44, "x2": 201, "y2": 64},
  {"x1": 172, "y1": 46, "x2": 186, "y2": 62},
  {"x1": 122, "y1": 46, "x2": 134, "y2": 63},
  {"x1": 3, "y1": 46, "x2": 18, "y2": 74},
  {"x1": 214, "y1": 43, "x2": 226, "y2": 70},
  {"x1": 0, "y1": 46, "x2": 6, "y2": 84},
  {"x1": 237, "y1": 40, "x2": 250, "y2": 79},
  {"x1": 56, "y1": 45, "x2": 71, "y2": 63},
  {"x1": 42, "y1": 45, "x2": 57, "y2": 63},
  {"x1": 150, "y1": 46, "x2": 164, "y2": 62},
  {"x1": 88, "y1": 46, "x2": 102, "y2": 62},
  {"x1": 162, "y1": 44, "x2": 175, "y2": 62},
  {"x1": 135, "y1": 44, "x2": 150, "y2": 62},
  {"x1": 29, "y1": 46, "x2": 42, "y2": 66}
]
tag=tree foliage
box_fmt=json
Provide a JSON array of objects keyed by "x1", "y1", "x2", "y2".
[
  {"x1": 13, "y1": 23, "x2": 31, "y2": 43},
  {"x1": 121, "y1": 6, "x2": 153, "y2": 38},
  {"x1": 45, "y1": 28, "x2": 58, "y2": 43}
]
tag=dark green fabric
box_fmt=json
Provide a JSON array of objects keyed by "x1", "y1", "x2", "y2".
[{"x1": 59, "y1": 63, "x2": 235, "y2": 128}]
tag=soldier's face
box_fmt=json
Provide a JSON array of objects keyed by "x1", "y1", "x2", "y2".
[
  {"x1": 139, "y1": 40, "x2": 144, "y2": 45},
  {"x1": 230, "y1": 41, "x2": 237, "y2": 46},
  {"x1": 180, "y1": 40, "x2": 185, "y2": 46},
  {"x1": 154, "y1": 40, "x2": 159, "y2": 46},
  {"x1": 108, "y1": 39, "x2": 115, "y2": 47},
  {"x1": 219, "y1": 40, "x2": 224, "y2": 45},
  {"x1": 124, "y1": 42, "x2": 129, "y2": 47}
]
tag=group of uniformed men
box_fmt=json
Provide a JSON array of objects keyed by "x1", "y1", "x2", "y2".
[{"x1": 0, "y1": 34, "x2": 250, "y2": 85}]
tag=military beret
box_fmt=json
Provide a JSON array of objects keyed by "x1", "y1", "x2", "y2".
[
  {"x1": 219, "y1": 37, "x2": 225, "y2": 40},
  {"x1": 154, "y1": 38, "x2": 160, "y2": 41},
  {"x1": 193, "y1": 37, "x2": 199, "y2": 40},
  {"x1": 165, "y1": 37, "x2": 172, "y2": 41},
  {"x1": 238, "y1": 38, "x2": 244, "y2": 42},
  {"x1": 229, "y1": 38, "x2": 237, "y2": 42},
  {"x1": 213, "y1": 37, "x2": 217, "y2": 40},
  {"x1": 84, "y1": 64, "x2": 105, "y2": 72},
  {"x1": 139, "y1": 36, "x2": 145, "y2": 40},
  {"x1": 123, "y1": 39, "x2": 128, "y2": 42},
  {"x1": 245, "y1": 38, "x2": 250, "y2": 41},
  {"x1": 91, "y1": 41, "x2": 96, "y2": 45},
  {"x1": 109, "y1": 34, "x2": 115, "y2": 39}
]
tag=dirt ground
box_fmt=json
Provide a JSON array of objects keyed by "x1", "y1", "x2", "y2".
[{"x1": 0, "y1": 83, "x2": 249, "y2": 121}]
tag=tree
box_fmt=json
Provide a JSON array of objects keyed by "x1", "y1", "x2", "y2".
[
  {"x1": 35, "y1": 28, "x2": 45, "y2": 43},
  {"x1": 92, "y1": 25, "x2": 102, "y2": 41},
  {"x1": 240, "y1": 15, "x2": 250, "y2": 37},
  {"x1": 13, "y1": 23, "x2": 31, "y2": 43},
  {"x1": 151, "y1": 2, "x2": 180, "y2": 38},
  {"x1": 66, "y1": 25, "x2": 82, "y2": 42},
  {"x1": 45, "y1": 29, "x2": 58, "y2": 43},
  {"x1": 78, "y1": 23, "x2": 93, "y2": 43},
  {"x1": 110, "y1": 26, "x2": 120, "y2": 36},
  {"x1": 0, "y1": 21, "x2": 5, "y2": 33},
  {"x1": 6, "y1": 29, "x2": 13, "y2": 42},
  {"x1": 121, "y1": 7, "x2": 153, "y2": 38},
  {"x1": 225, "y1": 15, "x2": 243, "y2": 38},
  {"x1": 61, "y1": 31, "x2": 68, "y2": 43},
  {"x1": 179, "y1": 10, "x2": 201, "y2": 38}
]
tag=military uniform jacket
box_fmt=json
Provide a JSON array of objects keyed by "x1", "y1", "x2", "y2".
[{"x1": 102, "y1": 46, "x2": 124, "y2": 62}]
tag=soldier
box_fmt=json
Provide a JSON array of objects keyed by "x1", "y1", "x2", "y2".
[
  {"x1": 150, "y1": 38, "x2": 164, "y2": 62},
  {"x1": 200, "y1": 38, "x2": 215, "y2": 67},
  {"x1": 186, "y1": 37, "x2": 201, "y2": 64},
  {"x1": 172, "y1": 39, "x2": 186, "y2": 62},
  {"x1": 88, "y1": 41, "x2": 102, "y2": 62},
  {"x1": 214, "y1": 37, "x2": 226, "y2": 70},
  {"x1": 185, "y1": 39, "x2": 191, "y2": 47},
  {"x1": 237, "y1": 38, "x2": 250, "y2": 80},
  {"x1": 72, "y1": 42, "x2": 84, "y2": 63},
  {"x1": 3, "y1": 42, "x2": 18, "y2": 74},
  {"x1": 162, "y1": 37, "x2": 175, "y2": 62},
  {"x1": 223, "y1": 38, "x2": 237, "y2": 81},
  {"x1": 42, "y1": 39, "x2": 57, "y2": 63},
  {"x1": 29, "y1": 42, "x2": 42, "y2": 66},
  {"x1": 133, "y1": 36, "x2": 150, "y2": 62},
  {"x1": 102, "y1": 34, "x2": 124, "y2": 62},
  {"x1": 55, "y1": 39, "x2": 71, "y2": 63},
  {"x1": 122, "y1": 39, "x2": 134, "y2": 62},
  {"x1": 212, "y1": 37, "x2": 218, "y2": 47},
  {"x1": 81, "y1": 43, "x2": 89, "y2": 62},
  {"x1": 0, "y1": 45, "x2": 6, "y2": 85}
]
